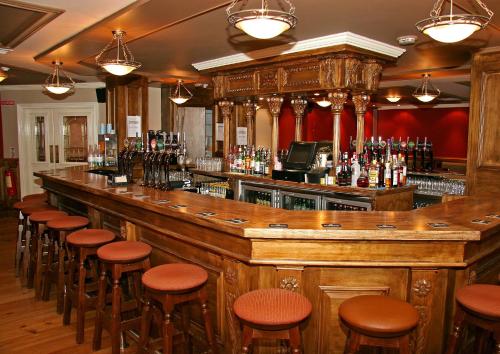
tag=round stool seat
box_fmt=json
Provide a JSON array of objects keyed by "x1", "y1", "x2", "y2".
[
  {"x1": 97, "y1": 241, "x2": 151, "y2": 263},
  {"x1": 142, "y1": 263, "x2": 208, "y2": 292},
  {"x1": 21, "y1": 205, "x2": 57, "y2": 216},
  {"x1": 67, "y1": 229, "x2": 115, "y2": 248},
  {"x1": 30, "y1": 210, "x2": 68, "y2": 223},
  {"x1": 14, "y1": 200, "x2": 47, "y2": 210},
  {"x1": 22, "y1": 192, "x2": 48, "y2": 202},
  {"x1": 234, "y1": 288, "x2": 312, "y2": 327},
  {"x1": 46, "y1": 216, "x2": 89, "y2": 231},
  {"x1": 456, "y1": 284, "x2": 500, "y2": 319},
  {"x1": 339, "y1": 295, "x2": 419, "y2": 337}
]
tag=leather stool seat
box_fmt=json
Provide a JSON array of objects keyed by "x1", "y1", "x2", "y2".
[
  {"x1": 46, "y1": 216, "x2": 89, "y2": 231},
  {"x1": 14, "y1": 200, "x2": 47, "y2": 210},
  {"x1": 97, "y1": 241, "x2": 152, "y2": 263},
  {"x1": 234, "y1": 288, "x2": 312, "y2": 326},
  {"x1": 456, "y1": 284, "x2": 500, "y2": 319},
  {"x1": 142, "y1": 263, "x2": 208, "y2": 292},
  {"x1": 339, "y1": 295, "x2": 419, "y2": 337},
  {"x1": 30, "y1": 210, "x2": 68, "y2": 223},
  {"x1": 23, "y1": 192, "x2": 48, "y2": 202},
  {"x1": 21, "y1": 205, "x2": 57, "y2": 216},
  {"x1": 67, "y1": 229, "x2": 115, "y2": 248}
]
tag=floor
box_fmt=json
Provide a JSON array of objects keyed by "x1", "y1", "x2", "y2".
[{"x1": 0, "y1": 216, "x2": 136, "y2": 354}]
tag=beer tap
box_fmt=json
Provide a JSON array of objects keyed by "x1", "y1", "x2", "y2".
[
  {"x1": 126, "y1": 149, "x2": 138, "y2": 182},
  {"x1": 421, "y1": 137, "x2": 427, "y2": 172},
  {"x1": 413, "y1": 137, "x2": 419, "y2": 171}
]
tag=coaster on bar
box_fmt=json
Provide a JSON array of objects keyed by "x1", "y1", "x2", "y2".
[
  {"x1": 197, "y1": 211, "x2": 216, "y2": 217},
  {"x1": 485, "y1": 214, "x2": 500, "y2": 219},
  {"x1": 169, "y1": 204, "x2": 187, "y2": 209},
  {"x1": 225, "y1": 218, "x2": 248, "y2": 224},
  {"x1": 427, "y1": 222, "x2": 449, "y2": 228},
  {"x1": 269, "y1": 223, "x2": 288, "y2": 228},
  {"x1": 377, "y1": 224, "x2": 397, "y2": 229},
  {"x1": 471, "y1": 219, "x2": 491, "y2": 225},
  {"x1": 322, "y1": 223, "x2": 342, "y2": 228}
]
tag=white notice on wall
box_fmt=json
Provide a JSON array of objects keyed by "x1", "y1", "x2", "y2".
[
  {"x1": 236, "y1": 127, "x2": 248, "y2": 146},
  {"x1": 216, "y1": 123, "x2": 224, "y2": 141},
  {"x1": 126, "y1": 116, "x2": 141, "y2": 137}
]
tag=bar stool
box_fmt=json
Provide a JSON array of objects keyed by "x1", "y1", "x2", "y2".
[
  {"x1": 29, "y1": 210, "x2": 68, "y2": 299},
  {"x1": 233, "y1": 288, "x2": 312, "y2": 353},
  {"x1": 338, "y1": 295, "x2": 419, "y2": 354},
  {"x1": 63, "y1": 229, "x2": 115, "y2": 344},
  {"x1": 19, "y1": 203, "x2": 57, "y2": 286},
  {"x1": 44, "y1": 215, "x2": 89, "y2": 313},
  {"x1": 137, "y1": 263, "x2": 218, "y2": 354},
  {"x1": 93, "y1": 240, "x2": 152, "y2": 354},
  {"x1": 13, "y1": 200, "x2": 49, "y2": 278},
  {"x1": 22, "y1": 192, "x2": 48, "y2": 202},
  {"x1": 446, "y1": 284, "x2": 500, "y2": 354}
]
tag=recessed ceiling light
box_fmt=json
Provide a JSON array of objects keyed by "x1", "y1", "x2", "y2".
[
  {"x1": 397, "y1": 35, "x2": 418, "y2": 46},
  {"x1": 313, "y1": 92, "x2": 320, "y2": 96}
]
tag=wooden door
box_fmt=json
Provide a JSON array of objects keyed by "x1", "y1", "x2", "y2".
[{"x1": 467, "y1": 50, "x2": 500, "y2": 196}]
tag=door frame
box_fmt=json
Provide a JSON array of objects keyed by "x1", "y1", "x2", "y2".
[{"x1": 17, "y1": 102, "x2": 99, "y2": 197}]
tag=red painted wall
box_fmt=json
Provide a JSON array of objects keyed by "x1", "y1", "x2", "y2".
[
  {"x1": 0, "y1": 93, "x2": 3, "y2": 158},
  {"x1": 278, "y1": 101, "x2": 469, "y2": 159},
  {"x1": 377, "y1": 108, "x2": 469, "y2": 158}
]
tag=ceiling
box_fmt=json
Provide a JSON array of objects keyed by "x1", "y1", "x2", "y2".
[{"x1": 1, "y1": 0, "x2": 500, "y2": 105}]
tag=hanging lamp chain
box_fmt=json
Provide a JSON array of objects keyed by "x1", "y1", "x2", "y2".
[
  {"x1": 430, "y1": 0, "x2": 493, "y2": 19},
  {"x1": 45, "y1": 61, "x2": 75, "y2": 87},
  {"x1": 226, "y1": 0, "x2": 295, "y2": 15},
  {"x1": 96, "y1": 30, "x2": 135, "y2": 64}
]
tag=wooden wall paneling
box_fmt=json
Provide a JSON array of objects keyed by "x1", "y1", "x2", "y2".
[
  {"x1": 466, "y1": 50, "x2": 500, "y2": 196},
  {"x1": 86, "y1": 206, "x2": 102, "y2": 229}
]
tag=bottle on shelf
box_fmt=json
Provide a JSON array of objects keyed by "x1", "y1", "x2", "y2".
[{"x1": 368, "y1": 159, "x2": 378, "y2": 188}]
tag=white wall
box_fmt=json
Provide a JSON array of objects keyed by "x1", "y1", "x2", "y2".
[{"x1": 0, "y1": 85, "x2": 105, "y2": 158}]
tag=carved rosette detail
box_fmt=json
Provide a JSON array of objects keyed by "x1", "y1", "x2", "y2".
[
  {"x1": 280, "y1": 276, "x2": 299, "y2": 292},
  {"x1": 328, "y1": 90, "x2": 348, "y2": 113},
  {"x1": 218, "y1": 100, "x2": 234, "y2": 118},
  {"x1": 267, "y1": 96, "x2": 284, "y2": 117},
  {"x1": 412, "y1": 279, "x2": 432, "y2": 297},
  {"x1": 352, "y1": 93, "x2": 371, "y2": 114}
]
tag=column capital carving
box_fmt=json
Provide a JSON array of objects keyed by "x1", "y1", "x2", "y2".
[
  {"x1": 352, "y1": 93, "x2": 371, "y2": 114},
  {"x1": 267, "y1": 96, "x2": 284, "y2": 116},
  {"x1": 291, "y1": 97, "x2": 308, "y2": 118},
  {"x1": 242, "y1": 100, "x2": 256, "y2": 119},
  {"x1": 328, "y1": 90, "x2": 348, "y2": 113},
  {"x1": 218, "y1": 100, "x2": 234, "y2": 117}
]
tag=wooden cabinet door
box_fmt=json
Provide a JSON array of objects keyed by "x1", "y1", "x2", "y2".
[{"x1": 466, "y1": 51, "x2": 500, "y2": 196}]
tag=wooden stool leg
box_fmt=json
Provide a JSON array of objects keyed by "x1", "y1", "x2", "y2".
[
  {"x1": 92, "y1": 265, "x2": 107, "y2": 351},
  {"x1": 15, "y1": 212, "x2": 23, "y2": 277},
  {"x1": 21, "y1": 221, "x2": 32, "y2": 287},
  {"x1": 27, "y1": 223, "x2": 37, "y2": 288},
  {"x1": 75, "y1": 249, "x2": 87, "y2": 344},
  {"x1": 399, "y1": 334, "x2": 411, "y2": 354},
  {"x1": 198, "y1": 287, "x2": 217, "y2": 354},
  {"x1": 137, "y1": 293, "x2": 152, "y2": 354},
  {"x1": 241, "y1": 325, "x2": 253, "y2": 354},
  {"x1": 494, "y1": 331, "x2": 500, "y2": 354},
  {"x1": 56, "y1": 232, "x2": 66, "y2": 314},
  {"x1": 42, "y1": 231, "x2": 55, "y2": 301},
  {"x1": 181, "y1": 304, "x2": 192, "y2": 354},
  {"x1": 344, "y1": 330, "x2": 361, "y2": 354},
  {"x1": 34, "y1": 227, "x2": 45, "y2": 300},
  {"x1": 162, "y1": 301, "x2": 175, "y2": 354},
  {"x1": 63, "y1": 247, "x2": 76, "y2": 326},
  {"x1": 445, "y1": 305, "x2": 466, "y2": 354},
  {"x1": 289, "y1": 326, "x2": 302, "y2": 354},
  {"x1": 111, "y1": 273, "x2": 122, "y2": 354}
]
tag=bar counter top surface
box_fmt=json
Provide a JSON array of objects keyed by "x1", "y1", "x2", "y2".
[{"x1": 36, "y1": 167, "x2": 499, "y2": 243}]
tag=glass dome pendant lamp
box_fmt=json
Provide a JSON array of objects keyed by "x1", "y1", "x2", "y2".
[
  {"x1": 169, "y1": 80, "x2": 193, "y2": 105},
  {"x1": 413, "y1": 74, "x2": 440, "y2": 103},
  {"x1": 43, "y1": 61, "x2": 75, "y2": 95},
  {"x1": 96, "y1": 30, "x2": 141, "y2": 76}
]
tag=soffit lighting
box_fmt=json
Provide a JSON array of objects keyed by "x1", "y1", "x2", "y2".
[
  {"x1": 43, "y1": 61, "x2": 75, "y2": 95},
  {"x1": 96, "y1": 30, "x2": 141, "y2": 76},
  {"x1": 226, "y1": 0, "x2": 297, "y2": 39},
  {"x1": 316, "y1": 98, "x2": 331, "y2": 107},
  {"x1": 169, "y1": 80, "x2": 193, "y2": 105},
  {"x1": 0, "y1": 67, "x2": 9, "y2": 83},
  {"x1": 413, "y1": 74, "x2": 440, "y2": 103},
  {"x1": 386, "y1": 96, "x2": 402, "y2": 103},
  {"x1": 416, "y1": 0, "x2": 494, "y2": 43}
]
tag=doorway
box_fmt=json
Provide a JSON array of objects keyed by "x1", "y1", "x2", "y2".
[{"x1": 17, "y1": 103, "x2": 98, "y2": 197}]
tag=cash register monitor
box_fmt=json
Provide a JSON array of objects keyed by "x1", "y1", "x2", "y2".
[{"x1": 283, "y1": 142, "x2": 318, "y2": 170}]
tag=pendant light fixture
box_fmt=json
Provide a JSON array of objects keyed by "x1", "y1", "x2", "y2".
[
  {"x1": 226, "y1": 0, "x2": 297, "y2": 39},
  {"x1": 386, "y1": 96, "x2": 402, "y2": 103},
  {"x1": 413, "y1": 74, "x2": 440, "y2": 103},
  {"x1": 416, "y1": 0, "x2": 494, "y2": 43},
  {"x1": 0, "y1": 67, "x2": 8, "y2": 83},
  {"x1": 169, "y1": 80, "x2": 193, "y2": 105},
  {"x1": 315, "y1": 98, "x2": 332, "y2": 107},
  {"x1": 96, "y1": 30, "x2": 141, "y2": 76},
  {"x1": 43, "y1": 61, "x2": 75, "y2": 95}
]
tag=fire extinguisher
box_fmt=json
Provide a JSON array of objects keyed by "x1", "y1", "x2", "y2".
[{"x1": 5, "y1": 169, "x2": 17, "y2": 197}]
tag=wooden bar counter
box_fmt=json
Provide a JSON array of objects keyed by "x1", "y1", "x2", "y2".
[{"x1": 36, "y1": 167, "x2": 500, "y2": 354}]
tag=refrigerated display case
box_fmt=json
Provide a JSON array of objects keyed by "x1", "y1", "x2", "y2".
[
  {"x1": 240, "y1": 182, "x2": 278, "y2": 208},
  {"x1": 279, "y1": 190, "x2": 321, "y2": 210},
  {"x1": 322, "y1": 195, "x2": 372, "y2": 211}
]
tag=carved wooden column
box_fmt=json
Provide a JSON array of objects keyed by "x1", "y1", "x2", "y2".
[
  {"x1": 328, "y1": 90, "x2": 348, "y2": 166},
  {"x1": 291, "y1": 98, "x2": 307, "y2": 141},
  {"x1": 218, "y1": 100, "x2": 234, "y2": 158},
  {"x1": 352, "y1": 93, "x2": 371, "y2": 154},
  {"x1": 267, "y1": 96, "x2": 284, "y2": 170},
  {"x1": 242, "y1": 100, "x2": 256, "y2": 146}
]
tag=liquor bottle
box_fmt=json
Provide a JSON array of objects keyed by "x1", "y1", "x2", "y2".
[
  {"x1": 392, "y1": 154, "x2": 399, "y2": 187},
  {"x1": 245, "y1": 146, "x2": 251, "y2": 174},
  {"x1": 357, "y1": 163, "x2": 369, "y2": 188},
  {"x1": 254, "y1": 149, "x2": 260, "y2": 175},
  {"x1": 399, "y1": 155, "x2": 407, "y2": 186},
  {"x1": 351, "y1": 154, "x2": 360, "y2": 187},
  {"x1": 384, "y1": 155, "x2": 392, "y2": 188},
  {"x1": 378, "y1": 157, "x2": 385, "y2": 188},
  {"x1": 368, "y1": 159, "x2": 378, "y2": 188},
  {"x1": 264, "y1": 149, "x2": 270, "y2": 175},
  {"x1": 250, "y1": 147, "x2": 256, "y2": 174}
]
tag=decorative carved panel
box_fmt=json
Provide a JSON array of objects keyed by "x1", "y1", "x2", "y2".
[
  {"x1": 256, "y1": 68, "x2": 279, "y2": 94},
  {"x1": 226, "y1": 72, "x2": 256, "y2": 97},
  {"x1": 361, "y1": 59, "x2": 383, "y2": 93},
  {"x1": 281, "y1": 60, "x2": 321, "y2": 92}
]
